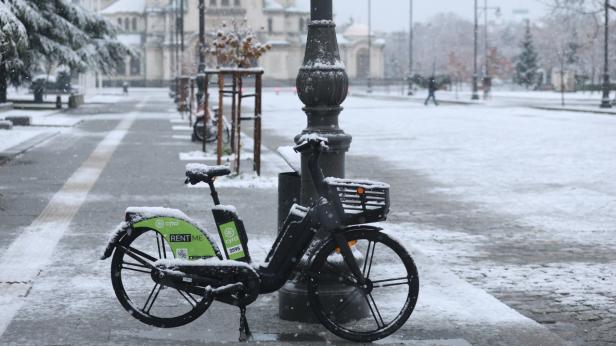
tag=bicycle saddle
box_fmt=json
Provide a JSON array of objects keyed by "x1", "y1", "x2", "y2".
[{"x1": 185, "y1": 163, "x2": 231, "y2": 184}]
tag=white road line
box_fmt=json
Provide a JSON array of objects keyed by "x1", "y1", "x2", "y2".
[{"x1": 0, "y1": 100, "x2": 144, "y2": 337}]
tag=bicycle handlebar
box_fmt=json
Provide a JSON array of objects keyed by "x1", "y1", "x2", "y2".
[
  {"x1": 293, "y1": 135, "x2": 329, "y2": 153},
  {"x1": 294, "y1": 134, "x2": 329, "y2": 198}
]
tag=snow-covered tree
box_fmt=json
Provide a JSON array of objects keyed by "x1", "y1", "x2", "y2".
[
  {"x1": 0, "y1": 0, "x2": 28, "y2": 102},
  {"x1": 514, "y1": 22, "x2": 539, "y2": 89},
  {"x1": 0, "y1": 0, "x2": 131, "y2": 101}
]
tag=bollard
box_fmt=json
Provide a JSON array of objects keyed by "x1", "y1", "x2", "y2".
[{"x1": 56, "y1": 96, "x2": 62, "y2": 109}]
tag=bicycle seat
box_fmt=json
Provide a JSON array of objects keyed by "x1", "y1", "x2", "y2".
[{"x1": 185, "y1": 163, "x2": 231, "y2": 184}]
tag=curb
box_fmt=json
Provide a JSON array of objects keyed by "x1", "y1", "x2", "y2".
[
  {"x1": 532, "y1": 106, "x2": 616, "y2": 116},
  {"x1": 352, "y1": 92, "x2": 480, "y2": 106},
  {"x1": 0, "y1": 131, "x2": 60, "y2": 163}
]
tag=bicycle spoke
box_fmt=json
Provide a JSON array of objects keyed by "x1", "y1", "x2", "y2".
[
  {"x1": 143, "y1": 283, "x2": 162, "y2": 314},
  {"x1": 362, "y1": 241, "x2": 372, "y2": 275},
  {"x1": 125, "y1": 246, "x2": 157, "y2": 262},
  {"x1": 365, "y1": 242, "x2": 376, "y2": 279},
  {"x1": 322, "y1": 262, "x2": 358, "y2": 286},
  {"x1": 365, "y1": 293, "x2": 386, "y2": 329},
  {"x1": 123, "y1": 261, "x2": 149, "y2": 269},
  {"x1": 156, "y1": 235, "x2": 162, "y2": 259},
  {"x1": 121, "y1": 262, "x2": 151, "y2": 274},
  {"x1": 122, "y1": 246, "x2": 156, "y2": 268},
  {"x1": 330, "y1": 289, "x2": 361, "y2": 318},
  {"x1": 177, "y1": 289, "x2": 197, "y2": 308},
  {"x1": 372, "y1": 276, "x2": 411, "y2": 288},
  {"x1": 159, "y1": 233, "x2": 167, "y2": 259}
]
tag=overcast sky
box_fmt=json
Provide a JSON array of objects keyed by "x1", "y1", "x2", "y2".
[{"x1": 332, "y1": 0, "x2": 549, "y2": 32}]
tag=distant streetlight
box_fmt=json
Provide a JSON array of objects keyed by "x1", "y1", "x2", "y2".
[
  {"x1": 600, "y1": 0, "x2": 616, "y2": 108},
  {"x1": 482, "y1": 0, "x2": 500, "y2": 99},
  {"x1": 408, "y1": 0, "x2": 414, "y2": 96},
  {"x1": 367, "y1": 0, "x2": 373, "y2": 93},
  {"x1": 472, "y1": 0, "x2": 480, "y2": 100},
  {"x1": 196, "y1": 0, "x2": 206, "y2": 105}
]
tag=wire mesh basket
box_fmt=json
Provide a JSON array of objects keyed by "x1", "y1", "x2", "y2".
[{"x1": 324, "y1": 178, "x2": 390, "y2": 225}]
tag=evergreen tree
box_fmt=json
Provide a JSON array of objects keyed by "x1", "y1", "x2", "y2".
[
  {"x1": 0, "y1": 0, "x2": 131, "y2": 102},
  {"x1": 514, "y1": 21, "x2": 539, "y2": 89},
  {"x1": 565, "y1": 28, "x2": 581, "y2": 66}
]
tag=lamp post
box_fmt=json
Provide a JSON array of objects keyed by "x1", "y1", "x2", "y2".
[
  {"x1": 482, "y1": 0, "x2": 499, "y2": 100},
  {"x1": 471, "y1": 0, "x2": 480, "y2": 100},
  {"x1": 174, "y1": 0, "x2": 180, "y2": 103},
  {"x1": 196, "y1": 0, "x2": 206, "y2": 105},
  {"x1": 600, "y1": 0, "x2": 614, "y2": 108},
  {"x1": 279, "y1": 0, "x2": 356, "y2": 322},
  {"x1": 407, "y1": 0, "x2": 414, "y2": 96},
  {"x1": 367, "y1": 0, "x2": 373, "y2": 93}
]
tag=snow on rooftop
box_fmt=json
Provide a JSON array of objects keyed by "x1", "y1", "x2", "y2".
[
  {"x1": 263, "y1": 0, "x2": 284, "y2": 11},
  {"x1": 117, "y1": 34, "x2": 142, "y2": 46},
  {"x1": 101, "y1": 0, "x2": 146, "y2": 14}
]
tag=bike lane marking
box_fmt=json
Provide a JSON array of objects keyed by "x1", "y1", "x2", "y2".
[{"x1": 0, "y1": 100, "x2": 145, "y2": 337}]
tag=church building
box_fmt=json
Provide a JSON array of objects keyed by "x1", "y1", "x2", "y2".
[{"x1": 96, "y1": 0, "x2": 385, "y2": 86}]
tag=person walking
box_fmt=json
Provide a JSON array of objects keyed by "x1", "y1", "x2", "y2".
[
  {"x1": 424, "y1": 76, "x2": 439, "y2": 106},
  {"x1": 122, "y1": 81, "x2": 129, "y2": 96}
]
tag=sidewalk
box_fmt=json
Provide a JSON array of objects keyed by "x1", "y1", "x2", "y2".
[
  {"x1": 166, "y1": 97, "x2": 566, "y2": 345},
  {"x1": 0, "y1": 90, "x2": 568, "y2": 345}
]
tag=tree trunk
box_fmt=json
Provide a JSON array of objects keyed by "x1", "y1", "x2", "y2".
[{"x1": 0, "y1": 61, "x2": 7, "y2": 104}]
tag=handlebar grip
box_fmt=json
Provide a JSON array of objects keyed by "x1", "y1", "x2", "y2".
[{"x1": 293, "y1": 141, "x2": 312, "y2": 153}]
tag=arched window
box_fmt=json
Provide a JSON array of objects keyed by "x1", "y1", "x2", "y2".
[
  {"x1": 117, "y1": 59, "x2": 126, "y2": 76},
  {"x1": 117, "y1": 18, "x2": 122, "y2": 26},
  {"x1": 130, "y1": 57, "x2": 141, "y2": 76},
  {"x1": 210, "y1": 0, "x2": 216, "y2": 6},
  {"x1": 124, "y1": 18, "x2": 130, "y2": 31},
  {"x1": 299, "y1": 18, "x2": 305, "y2": 32},
  {"x1": 234, "y1": 0, "x2": 240, "y2": 6},
  {"x1": 356, "y1": 48, "x2": 370, "y2": 79},
  {"x1": 221, "y1": 0, "x2": 229, "y2": 6},
  {"x1": 132, "y1": 18, "x2": 137, "y2": 31},
  {"x1": 268, "y1": 18, "x2": 273, "y2": 34}
]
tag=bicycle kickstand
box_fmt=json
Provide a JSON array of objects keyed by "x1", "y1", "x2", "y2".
[{"x1": 238, "y1": 305, "x2": 253, "y2": 342}]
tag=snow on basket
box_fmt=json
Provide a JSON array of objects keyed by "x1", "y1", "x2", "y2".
[{"x1": 324, "y1": 177, "x2": 390, "y2": 225}]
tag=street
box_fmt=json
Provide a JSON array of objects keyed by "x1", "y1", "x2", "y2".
[{"x1": 0, "y1": 89, "x2": 614, "y2": 345}]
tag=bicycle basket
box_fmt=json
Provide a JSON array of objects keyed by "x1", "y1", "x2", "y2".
[{"x1": 324, "y1": 178, "x2": 390, "y2": 225}]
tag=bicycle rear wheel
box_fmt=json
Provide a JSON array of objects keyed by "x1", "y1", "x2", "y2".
[
  {"x1": 110, "y1": 229, "x2": 212, "y2": 328},
  {"x1": 307, "y1": 229, "x2": 419, "y2": 342}
]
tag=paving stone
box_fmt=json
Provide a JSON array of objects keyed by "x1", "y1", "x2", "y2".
[
  {"x1": 0, "y1": 120, "x2": 13, "y2": 130},
  {"x1": 4, "y1": 116, "x2": 31, "y2": 126}
]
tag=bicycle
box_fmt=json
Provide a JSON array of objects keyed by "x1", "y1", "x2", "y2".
[
  {"x1": 192, "y1": 108, "x2": 231, "y2": 144},
  {"x1": 101, "y1": 135, "x2": 419, "y2": 342}
]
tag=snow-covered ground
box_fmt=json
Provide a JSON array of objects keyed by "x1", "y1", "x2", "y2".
[
  {"x1": 0, "y1": 127, "x2": 55, "y2": 152},
  {"x1": 259, "y1": 90, "x2": 616, "y2": 322}
]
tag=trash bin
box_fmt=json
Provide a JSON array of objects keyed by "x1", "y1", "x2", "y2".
[{"x1": 277, "y1": 172, "x2": 301, "y2": 232}]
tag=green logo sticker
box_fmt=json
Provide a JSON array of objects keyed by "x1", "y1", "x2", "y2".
[{"x1": 219, "y1": 221, "x2": 245, "y2": 260}]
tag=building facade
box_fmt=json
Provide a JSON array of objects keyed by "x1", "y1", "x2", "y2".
[{"x1": 99, "y1": 0, "x2": 385, "y2": 86}]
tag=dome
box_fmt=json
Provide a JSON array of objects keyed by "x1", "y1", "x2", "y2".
[{"x1": 343, "y1": 24, "x2": 369, "y2": 38}]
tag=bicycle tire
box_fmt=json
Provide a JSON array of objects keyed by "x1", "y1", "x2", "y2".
[
  {"x1": 307, "y1": 228, "x2": 419, "y2": 342},
  {"x1": 193, "y1": 118, "x2": 230, "y2": 144},
  {"x1": 110, "y1": 229, "x2": 212, "y2": 328}
]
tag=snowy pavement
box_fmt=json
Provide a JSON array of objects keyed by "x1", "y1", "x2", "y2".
[
  {"x1": 259, "y1": 91, "x2": 616, "y2": 345},
  {"x1": 0, "y1": 88, "x2": 611, "y2": 344}
]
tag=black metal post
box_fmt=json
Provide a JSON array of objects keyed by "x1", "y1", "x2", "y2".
[
  {"x1": 174, "y1": 0, "x2": 180, "y2": 103},
  {"x1": 279, "y1": 0, "x2": 356, "y2": 322},
  {"x1": 407, "y1": 0, "x2": 414, "y2": 96},
  {"x1": 472, "y1": 0, "x2": 480, "y2": 100},
  {"x1": 483, "y1": 0, "x2": 491, "y2": 99},
  {"x1": 601, "y1": 0, "x2": 612, "y2": 108},
  {"x1": 197, "y1": 0, "x2": 206, "y2": 105},
  {"x1": 367, "y1": 0, "x2": 373, "y2": 93}
]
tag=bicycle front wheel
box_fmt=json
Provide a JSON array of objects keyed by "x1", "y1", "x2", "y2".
[{"x1": 307, "y1": 229, "x2": 419, "y2": 342}]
